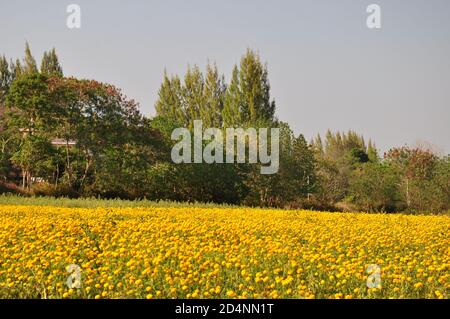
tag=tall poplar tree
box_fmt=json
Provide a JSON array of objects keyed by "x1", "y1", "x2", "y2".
[
  {"x1": 41, "y1": 48, "x2": 63, "y2": 77},
  {"x1": 182, "y1": 65, "x2": 204, "y2": 128},
  {"x1": 222, "y1": 50, "x2": 275, "y2": 127},
  {"x1": 23, "y1": 42, "x2": 38, "y2": 74},
  {"x1": 11, "y1": 59, "x2": 23, "y2": 80},
  {"x1": 238, "y1": 49, "x2": 275, "y2": 125},
  {"x1": 202, "y1": 63, "x2": 225, "y2": 127},
  {"x1": 155, "y1": 71, "x2": 184, "y2": 125},
  {"x1": 0, "y1": 55, "x2": 11, "y2": 106},
  {"x1": 367, "y1": 140, "x2": 379, "y2": 162},
  {"x1": 0, "y1": 56, "x2": 11, "y2": 130},
  {"x1": 222, "y1": 65, "x2": 242, "y2": 126}
]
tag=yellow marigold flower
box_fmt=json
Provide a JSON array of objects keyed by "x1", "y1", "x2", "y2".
[{"x1": 414, "y1": 282, "x2": 423, "y2": 289}]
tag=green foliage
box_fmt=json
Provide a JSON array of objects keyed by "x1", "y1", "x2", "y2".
[
  {"x1": 0, "y1": 44, "x2": 448, "y2": 214},
  {"x1": 144, "y1": 162, "x2": 179, "y2": 200},
  {"x1": 242, "y1": 123, "x2": 316, "y2": 207},
  {"x1": 433, "y1": 156, "x2": 450, "y2": 203},
  {"x1": 385, "y1": 147, "x2": 438, "y2": 180},
  {"x1": 384, "y1": 146, "x2": 439, "y2": 210},
  {"x1": 10, "y1": 135, "x2": 57, "y2": 188},
  {"x1": 348, "y1": 163, "x2": 402, "y2": 212},
  {"x1": 155, "y1": 49, "x2": 276, "y2": 129},
  {"x1": 313, "y1": 130, "x2": 375, "y2": 161},
  {"x1": 346, "y1": 147, "x2": 448, "y2": 214},
  {"x1": 40, "y1": 48, "x2": 63, "y2": 77},
  {"x1": 311, "y1": 131, "x2": 381, "y2": 209},
  {"x1": 11, "y1": 59, "x2": 23, "y2": 80},
  {"x1": 182, "y1": 65, "x2": 205, "y2": 128},
  {"x1": 23, "y1": 42, "x2": 38, "y2": 75},
  {"x1": 155, "y1": 72, "x2": 184, "y2": 125},
  {"x1": 174, "y1": 163, "x2": 244, "y2": 204},
  {"x1": 222, "y1": 65, "x2": 242, "y2": 126},
  {"x1": 367, "y1": 140, "x2": 378, "y2": 162},
  {"x1": 6, "y1": 73, "x2": 54, "y2": 131},
  {"x1": 350, "y1": 148, "x2": 369, "y2": 164},
  {"x1": 223, "y1": 50, "x2": 276, "y2": 127},
  {"x1": 3, "y1": 67, "x2": 162, "y2": 198},
  {"x1": 0, "y1": 55, "x2": 12, "y2": 105},
  {"x1": 202, "y1": 63, "x2": 225, "y2": 127},
  {"x1": 238, "y1": 49, "x2": 275, "y2": 125},
  {"x1": 0, "y1": 55, "x2": 12, "y2": 132},
  {"x1": 0, "y1": 124, "x2": 18, "y2": 181},
  {"x1": 314, "y1": 158, "x2": 348, "y2": 207}
]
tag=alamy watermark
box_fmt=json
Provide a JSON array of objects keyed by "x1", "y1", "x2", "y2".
[
  {"x1": 366, "y1": 4, "x2": 381, "y2": 29},
  {"x1": 366, "y1": 264, "x2": 382, "y2": 288},
  {"x1": 171, "y1": 120, "x2": 280, "y2": 175},
  {"x1": 66, "y1": 264, "x2": 82, "y2": 289},
  {"x1": 66, "y1": 4, "x2": 81, "y2": 29},
  {"x1": 65, "y1": 4, "x2": 382, "y2": 31}
]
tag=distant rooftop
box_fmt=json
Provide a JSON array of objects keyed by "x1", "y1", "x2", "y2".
[{"x1": 51, "y1": 138, "x2": 77, "y2": 146}]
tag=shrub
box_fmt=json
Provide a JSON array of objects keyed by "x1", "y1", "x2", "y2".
[
  {"x1": 0, "y1": 182, "x2": 24, "y2": 195},
  {"x1": 31, "y1": 182, "x2": 79, "y2": 198}
]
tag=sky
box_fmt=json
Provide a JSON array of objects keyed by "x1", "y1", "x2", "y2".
[{"x1": 1, "y1": 0, "x2": 449, "y2": 154}]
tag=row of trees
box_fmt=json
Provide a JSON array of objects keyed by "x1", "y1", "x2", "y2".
[
  {"x1": 310, "y1": 132, "x2": 449, "y2": 213},
  {"x1": 0, "y1": 44, "x2": 448, "y2": 213},
  {"x1": 156, "y1": 50, "x2": 275, "y2": 128}
]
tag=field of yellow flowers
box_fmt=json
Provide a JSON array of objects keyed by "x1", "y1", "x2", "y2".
[{"x1": 0, "y1": 205, "x2": 448, "y2": 299}]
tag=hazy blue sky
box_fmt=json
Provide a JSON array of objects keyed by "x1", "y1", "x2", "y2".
[{"x1": 1, "y1": 0, "x2": 449, "y2": 153}]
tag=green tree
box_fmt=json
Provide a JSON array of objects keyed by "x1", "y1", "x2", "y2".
[
  {"x1": 349, "y1": 163, "x2": 402, "y2": 212},
  {"x1": 202, "y1": 63, "x2": 225, "y2": 127},
  {"x1": 429, "y1": 156, "x2": 450, "y2": 212},
  {"x1": 350, "y1": 148, "x2": 369, "y2": 164},
  {"x1": 0, "y1": 55, "x2": 12, "y2": 105},
  {"x1": 155, "y1": 72, "x2": 184, "y2": 125},
  {"x1": 243, "y1": 123, "x2": 316, "y2": 207},
  {"x1": 0, "y1": 128, "x2": 16, "y2": 181},
  {"x1": 223, "y1": 50, "x2": 275, "y2": 127},
  {"x1": 41, "y1": 48, "x2": 63, "y2": 77},
  {"x1": 222, "y1": 65, "x2": 242, "y2": 126},
  {"x1": 182, "y1": 65, "x2": 204, "y2": 128},
  {"x1": 315, "y1": 130, "x2": 368, "y2": 161},
  {"x1": 0, "y1": 56, "x2": 12, "y2": 131},
  {"x1": 311, "y1": 130, "x2": 376, "y2": 209},
  {"x1": 367, "y1": 140, "x2": 379, "y2": 162},
  {"x1": 10, "y1": 59, "x2": 23, "y2": 80},
  {"x1": 6, "y1": 73, "x2": 55, "y2": 133},
  {"x1": 311, "y1": 134, "x2": 324, "y2": 158},
  {"x1": 11, "y1": 135, "x2": 56, "y2": 189},
  {"x1": 314, "y1": 158, "x2": 348, "y2": 208},
  {"x1": 70, "y1": 80, "x2": 158, "y2": 196},
  {"x1": 238, "y1": 49, "x2": 275, "y2": 125},
  {"x1": 385, "y1": 147, "x2": 438, "y2": 208},
  {"x1": 23, "y1": 42, "x2": 38, "y2": 74}
]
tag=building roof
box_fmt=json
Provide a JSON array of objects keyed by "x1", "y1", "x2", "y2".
[{"x1": 51, "y1": 138, "x2": 77, "y2": 146}]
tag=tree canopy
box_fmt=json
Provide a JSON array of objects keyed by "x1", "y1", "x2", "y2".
[{"x1": 0, "y1": 44, "x2": 448, "y2": 213}]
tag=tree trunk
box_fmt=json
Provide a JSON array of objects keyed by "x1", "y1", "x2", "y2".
[
  {"x1": 22, "y1": 169, "x2": 26, "y2": 189},
  {"x1": 65, "y1": 141, "x2": 72, "y2": 186},
  {"x1": 406, "y1": 178, "x2": 411, "y2": 207},
  {"x1": 80, "y1": 150, "x2": 93, "y2": 187},
  {"x1": 27, "y1": 171, "x2": 32, "y2": 190},
  {"x1": 55, "y1": 163, "x2": 59, "y2": 189}
]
